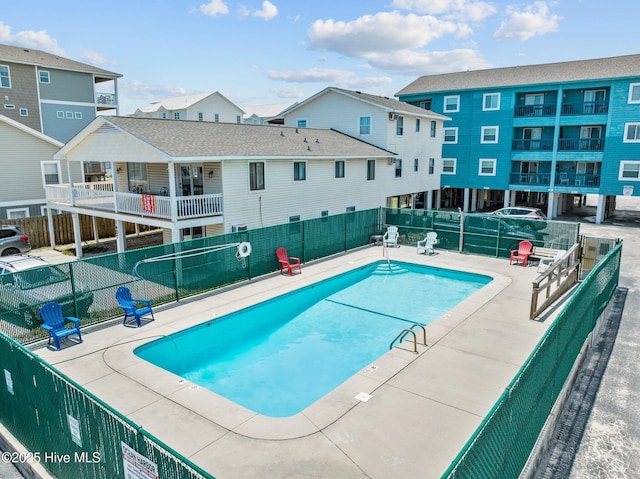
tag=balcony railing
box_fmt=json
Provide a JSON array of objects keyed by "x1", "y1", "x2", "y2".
[
  {"x1": 560, "y1": 101, "x2": 608, "y2": 115},
  {"x1": 512, "y1": 139, "x2": 554, "y2": 151},
  {"x1": 509, "y1": 173, "x2": 601, "y2": 187},
  {"x1": 514, "y1": 104, "x2": 557, "y2": 117},
  {"x1": 558, "y1": 138, "x2": 605, "y2": 151},
  {"x1": 96, "y1": 92, "x2": 117, "y2": 106},
  {"x1": 45, "y1": 184, "x2": 223, "y2": 220}
]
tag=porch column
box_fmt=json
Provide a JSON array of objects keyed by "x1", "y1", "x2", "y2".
[
  {"x1": 92, "y1": 216, "x2": 100, "y2": 244},
  {"x1": 72, "y1": 213, "x2": 83, "y2": 258},
  {"x1": 547, "y1": 192, "x2": 555, "y2": 219},
  {"x1": 595, "y1": 194, "x2": 606, "y2": 224},
  {"x1": 426, "y1": 190, "x2": 433, "y2": 210},
  {"x1": 116, "y1": 220, "x2": 126, "y2": 252},
  {"x1": 171, "y1": 227, "x2": 181, "y2": 244},
  {"x1": 471, "y1": 189, "x2": 478, "y2": 212},
  {"x1": 506, "y1": 190, "x2": 513, "y2": 208},
  {"x1": 463, "y1": 188, "x2": 470, "y2": 213},
  {"x1": 436, "y1": 189, "x2": 442, "y2": 210},
  {"x1": 47, "y1": 207, "x2": 56, "y2": 250}
]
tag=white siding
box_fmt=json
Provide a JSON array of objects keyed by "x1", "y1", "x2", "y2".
[{"x1": 187, "y1": 93, "x2": 244, "y2": 123}]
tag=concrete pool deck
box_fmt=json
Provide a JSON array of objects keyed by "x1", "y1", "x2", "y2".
[{"x1": 34, "y1": 245, "x2": 562, "y2": 479}]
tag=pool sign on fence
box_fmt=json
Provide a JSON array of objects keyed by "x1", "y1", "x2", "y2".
[{"x1": 121, "y1": 442, "x2": 158, "y2": 479}]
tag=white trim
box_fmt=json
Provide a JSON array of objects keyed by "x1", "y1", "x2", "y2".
[
  {"x1": 442, "y1": 158, "x2": 457, "y2": 175},
  {"x1": 293, "y1": 160, "x2": 307, "y2": 181},
  {"x1": 443, "y1": 95, "x2": 460, "y2": 113},
  {"x1": 0, "y1": 198, "x2": 46, "y2": 207},
  {"x1": 444, "y1": 127, "x2": 458, "y2": 144},
  {"x1": 41, "y1": 160, "x2": 62, "y2": 186},
  {"x1": 6, "y1": 207, "x2": 30, "y2": 219},
  {"x1": 629, "y1": 83, "x2": 640, "y2": 104},
  {"x1": 623, "y1": 122, "x2": 640, "y2": 142},
  {"x1": 40, "y1": 99, "x2": 96, "y2": 107},
  {"x1": 481, "y1": 126, "x2": 499, "y2": 144},
  {"x1": 39, "y1": 70, "x2": 50, "y2": 84},
  {"x1": 478, "y1": 158, "x2": 497, "y2": 176},
  {"x1": 358, "y1": 115, "x2": 372, "y2": 136},
  {"x1": 619, "y1": 161, "x2": 640, "y2": 181},
  {"x1": 482, "y1": 92, "x2": 500, "y2": 111},
  {"x1": 0, "y1": 64, "x2": 11, "y2": 88}
]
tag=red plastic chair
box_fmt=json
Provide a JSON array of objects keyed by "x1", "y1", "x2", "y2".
[
  {"x1": 276, "y1": 247, "x2": 301, "y2": 276},
  {"x1": 509, "y1": 240, "x2": 533, "y2": 267}
]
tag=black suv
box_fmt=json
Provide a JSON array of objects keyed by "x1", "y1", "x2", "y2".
[{"x1": 0, "y1": 225, "x2": 31, "y2": 256}]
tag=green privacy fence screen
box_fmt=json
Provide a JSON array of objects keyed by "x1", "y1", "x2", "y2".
[
  {"x1": 0, "y1": 207, "x2": 580, "y2": 344},
  {"x1": 441, "y1": 241, "x2": 622, "y2": 479},
  {"x1": 0, "y1": 333, "x2": 215, "y2": 479}
]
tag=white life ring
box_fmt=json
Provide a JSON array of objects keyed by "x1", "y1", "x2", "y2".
[{"x1": 237, "y1": 242, "x2": 252, "y2": 258}]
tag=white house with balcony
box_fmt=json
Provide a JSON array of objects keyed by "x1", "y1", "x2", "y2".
[
  {"x1": 274, "y1": 87, "x2": 450, "y2": 209},
  {"x1": 48, "y1": 115, "x2": 405, "y2": 256},
  {"x1": 130, "y1": 91, "x2": 244, "y2": 123}
]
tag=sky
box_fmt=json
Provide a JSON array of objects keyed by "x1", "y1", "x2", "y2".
[{"x1": 1, "y1": 0, "x2": 638, "y2": 115}]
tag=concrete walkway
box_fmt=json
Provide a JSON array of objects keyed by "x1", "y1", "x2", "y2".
[{"x1": 32, "y1": 244, "x2": 558, "y2": 479}]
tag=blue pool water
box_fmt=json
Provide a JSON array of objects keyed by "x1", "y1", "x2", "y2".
[{"x1": 135, "y1": 261, "x2": 491, "y2": 417}]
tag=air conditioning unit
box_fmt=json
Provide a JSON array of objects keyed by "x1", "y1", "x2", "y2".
[
  {"x1": 388, "y1": 158, "x2": 397, "y2": 165},
  {"x1": 388, "y1": 113, "x2": 399, "y2": 121},
  {"x1": 231, "y1": 224, "x2": 248, "y2": 232}
]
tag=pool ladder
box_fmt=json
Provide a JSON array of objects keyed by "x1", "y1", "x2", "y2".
[{"x1": 389, "y1": 323, "x2": 427, "y2": 353}]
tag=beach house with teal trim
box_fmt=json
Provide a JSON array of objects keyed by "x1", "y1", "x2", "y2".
[{"x1": 396, "y1": 54, "x2": 640, "y2": 223}]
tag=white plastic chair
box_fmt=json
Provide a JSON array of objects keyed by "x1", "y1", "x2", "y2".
[
  {"x1": 383, "y1": 226, "x2": 399, "y2": 248},
  {"x1": 537, "y1": 250, "x2": 566, "y2": 273},
  {"x1": 417, "y1": 232, "x2": 438, "y2": 255}
]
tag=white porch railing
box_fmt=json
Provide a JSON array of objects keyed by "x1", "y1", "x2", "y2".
[{"x1": 45, "y1": 184, "x2": 223, "y2": 220}]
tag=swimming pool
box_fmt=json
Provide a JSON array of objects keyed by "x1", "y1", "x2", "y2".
[{"x1": 135, "y1": 261, "x2": 491, "y2": 417}]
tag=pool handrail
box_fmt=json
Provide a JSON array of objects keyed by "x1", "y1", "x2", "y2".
[{"x1": 389, "y1": 323, "x2": 427, "y2": 353}]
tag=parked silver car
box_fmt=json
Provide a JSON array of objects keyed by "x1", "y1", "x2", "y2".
[
  {"x1": 491, "y1": 207, "x2": 547, "y2": 220},
  {"x1": 0, "y1": 225, "x2": 31, "y2": 256},
  {"x1": 0, "y1": 255, "x2": 93, "y2": 327}
]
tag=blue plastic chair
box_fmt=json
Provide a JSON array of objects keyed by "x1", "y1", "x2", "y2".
[
  {"x1": 39, "y1": 302, "x2": 83, "y2": 350},
  {"x1": 115, "y1": 287, "x2": 155, "y2": 327}
]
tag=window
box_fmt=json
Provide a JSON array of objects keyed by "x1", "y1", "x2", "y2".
[
  {"x1": 7, "y1": 208, "x2": 29, "y2": 219},
  {"x1": 428, "y1": 158, "x2": 435, "y2": 175},
  {"x1": 3, "y1": 104, "x2": 14, "y2": 109},
  {"x1": 65, "y1": 111, "x2": 73, "y2": 119},
  {"x1": 483, "y1": 93, "x2": 500, "y2": 111},
  {"x1": 289, "y1": 215, "x2": 300, "y2": 222},
  {"x1": 396, "y1": 116, "x2": 404, "y2": 136},
  {"x1": 619, "y1": 161, "x2": 640, "y2": 180},
  {"x1": 74, "y1": 112, "x2": 82, "y2": 120},
  {"x1": 0, "y1": 65, "x2": 10, "y2": 88},
  {"x1": 174, "y1": 112, "x2": 180, "y2": 120},
  {"x1": 39, "y1": 70, "x2": 50, "y2": 84},
  {"x1": 629, "y1": 83, "x2": 640, "y2": 104},
  {"x1": 443, "y1": 127, "x2": 458, "y2": 143},
  {"x1": 249, "y1": 162, "x2": 265, "y2": 190},
  {"x1": 478, "y1": 159, "x2": 497, "y2": 176},
  {"x1": 214, "y1": 113, "x2": 219, "y2": 122},
  {"x1": 442, "y1": 158, "x2": 457, "y2": 174},
  {"x1": 127, "y1": 163, "x2": 148, "y2": 192},
  {"x1": 624, "y1": 123, "x2": 640, "y2": 142},
  {"x1": 335, "y1": 160, "x2": 345, "y2": 178},
  {"x1": 161, "y1": 112, "x2": 167, "y2": 119},
  {"x1": 41, "y1": 161, "x2": 61, "y2": 185},
  {"x1": 419, "y1": 100, "x2": 432, "y2": 110},
  {"x1": 198, "y1": 112, "x2": 203, "y2": 121},
  {"x1": 297, "y1": 119, "x2": 307, "y2": 128},
  {"x1": 346, "y1": 206, "x2": 356, "y2": 212},
  {"x1": 443, "y1": 95, "x2": 460, "y2": 113},
  {"x1": 395, "y1": 158, "x2": 402, "y2": 178},
  {"x1": 359, "y1": 116, "x2": 371, "y2": 135},
  {"x1": 415, "y1": 118, "x2": 421, "y2": 132},
  {"x1": 19, "y1": 108, "x2": 28, "y2": 116},
  {"x1": 367, "y1": 159, "x2": 375, "y2": 180},
  {"x1": 293, "y1": 161, "x2": 306, "y2": 181},
  {"x1": 414, "y1": 158, "x2": 419, "y2": 172},
  {"x1": 236, "y1": 115, "x2": 241, "y2": 124},
  {"x1": 321, "y1": 210, "x2": 329, "y2": 217},
  {"x1": 481, "y1": 126, "x2": 499, "y2": 143},
  {"x1": 56, "y1": 111, "x2": 64, "y2": 118},
  {"x1": 430, "y1": 121, "x2": 436, "y2": 138}
]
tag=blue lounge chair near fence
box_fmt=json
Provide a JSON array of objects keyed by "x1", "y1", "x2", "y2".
[
  {"x1": 115, "y1": 287, "x2": 155, "y2": 327},
  {"x1": 39, "y1": 302, "x2": 83, "y2": 350}
]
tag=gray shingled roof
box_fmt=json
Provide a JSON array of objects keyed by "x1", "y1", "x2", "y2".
[
  {"x1": 0, "y1": 43, "x2": 121, "y2": 78},
  {"x1": 396, "y1": 54, "x2": 640, "y2": 96},
  {"x1": 102, "y1": 116, "x2": 395, "y2": 158}
]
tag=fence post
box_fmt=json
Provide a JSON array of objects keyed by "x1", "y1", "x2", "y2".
[{"x1": 458, "y1": 208, "x2": 465, "y2": 254}]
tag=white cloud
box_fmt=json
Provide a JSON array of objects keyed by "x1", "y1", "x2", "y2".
[
  {"x1": 199, "y1": 0, "x2": 229, "y2": 17},
  {"x1": 265, "y1": 67, "x2": 392, "y2": 92},
  {"x1": 122, "y1": 81, "x2": 188, "y2": 101},
  {"x1": 307, "y1": 12, "x2": 462, "y2": 58},
  {"x1": 392, "y1": 0, "x2": 497, "y2": 21},
  {"x1": 494, "y1": 1, "x2": 561, "y2": 41},
  {"x1": 82, "y1": 50, "x2": 116, "y2": 66},
  {"x1": 270, "y1": 86, "x2": 306, "y2": 99},
  {"x1": 366, "y1": 48, "x2": 491, "y2": 75},
  {"x1": 0, "y1": 21, "x2": 64, "y2": 55},
  {"x1": 253, "y1": 1, "x2": 278, "y2": 20}
]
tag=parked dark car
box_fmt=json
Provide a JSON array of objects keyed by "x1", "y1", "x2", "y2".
[
  {"x1": 0, "y1": 255, "x2": 93, "y2": 327},
  {"x1": 0, "y1": 225, "x2": 31, "y2": 256}
]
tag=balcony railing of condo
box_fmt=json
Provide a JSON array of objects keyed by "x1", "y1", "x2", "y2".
[
  {"x1": 512, "y1": 139, "x2": 554, "y2": 151},
  {"x1": 560, "y1": 101, "x2": 608, "y2": 115},
  {"x1": 558, "y1": 138, "x2": 605, "y2": 151},
  {"x1": 514, "y1": 104, "x2": 557, "y2": 117}
]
